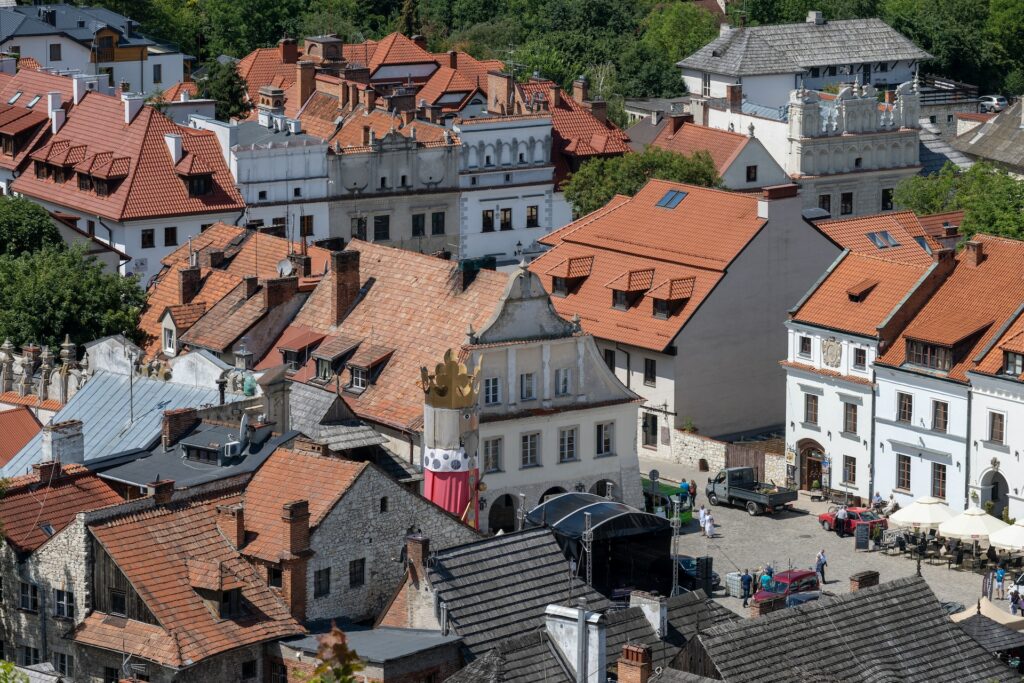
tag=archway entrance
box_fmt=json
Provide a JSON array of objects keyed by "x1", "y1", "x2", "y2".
[
  {"x1": 981, "y1": 470, "x2": 1010, "y2": 520},
  {"x1": 589, "y1": 479, "x2": 617, "y2": 500},
  {"x1": 798, "y1": 440, "x2": 825, "y2": 491},
  {"x1": 488, "y1": 494, "x2": 518, "y2": 534},
  {"x1": 540, "y1": 486, "x2": 568, "y2": 505}
]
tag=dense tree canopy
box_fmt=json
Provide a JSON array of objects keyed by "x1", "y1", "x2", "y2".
[
  {"x1": 563, "y1": 147, "x2": 720, "y2": 216},
  {"x1": 199, "y1": 59, "x2": 253, "y2": 121},
  {"x1": 0, "y1": 196, "x2": 62, "y2": 256}
]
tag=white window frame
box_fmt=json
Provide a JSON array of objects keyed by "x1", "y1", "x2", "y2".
[
  {"x1": 521, "y1": 432, "x2": 540, "y2": 468},
  {"x1": 558, "y1": 426, "x2": 578, "y2": 463},
  {"x1": 483, "y1": 437, "x2": 503, "y2": 473},
  {"x1": 520, "y1": 372, "x2": 536, "y2": 401},
  {"x1": 163, "y1": 327, "x2": 175, "y2": 353},
  {"x1": 555, "y1": 368, "x2": 571, "y2": 396},
  {"x1": 483, "y1": 377, "x2": 501, "y2": 406},
  {"x1": 350, "y1": 367, "x2": 367, "y2": 390},
  {"x1": 596, "y1": 421, "x2": 615, "y2": 457},
  {"x1": 54, "y1": 651, "x2": 73, "y2": 676},
  {"x1": 1006, "y1": 352, "x2": 1024, "y2": 376},
  {"x1": 54, "y1": 589, "x2": 74, "y2": 619}
]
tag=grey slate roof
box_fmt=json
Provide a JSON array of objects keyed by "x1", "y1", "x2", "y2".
[
  {"x1": 284, "y1": 626, "x2": 461, "y2": 663},
  {"x1": 659, "y1": 669, "x2": 720, "y2": 683},
  {"x1": 957, "y1": 612, "x2": 1024, "y2": 654},
  {"x1": 626, "y1": 116, "x2": 668, "y2": 151},
  {"x1": 951, "y1": 101, "x2": 1024, "y2": 172},
  {"x1": 289, "y1": 382, "x2": 386, "y2": 449},
  {"x1": 2, "y1": 371, "x2": 231, "y2": 477},
  {"x1": 445, "y1": 630, "x2": 573, "y2": 683},
  {"x1": 919, "y1": 121, "x2": 974, "y2": 174},
  {"x1": 1, "y1": 4, "x2": 156, "y2": 47},
  {"x1": 688, "y1": 576, "x2": 1016, "y2": 682},
  {"x1": 427, "y1": 527, "x2": 609, "y2": 657},
  {"x1": 679, "y1": 19, "x2": 931, "y2": 76}
]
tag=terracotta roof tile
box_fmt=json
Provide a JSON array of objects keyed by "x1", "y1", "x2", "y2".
[
  {"x1": 650, "y1": 122, "x2": 750, "y2": 173},
  {"x1": 163, "y1": 302, "x2": 207, "y2": 331},
  {"x1": 73, "y1": 613, "x2": 182, "y2": 668},
  {"x1": 814, "y1": 211, "x2": 939, "y2": 265},
  {"x1": 179, "y1": 282, "x2": 268, "y2": 353},
  {"x1": 649, "y1": 277, "x2": 696, "y2": 301},
  {"x1": 0, "y1": 69, "x2": 76, "y2": 172},
  {"x1": 917, "y1": 210, "x2": 964, "y2": 240},
  {"x1": 237, "y1": 47, "x2": 303, "y2": 105},
  {"x1": 327, "y1": 106, "x2": 450, "y2": 149},
  {"x1": 0, "y1": 391, "x2": 63, "y2": 412},
  {"x1": 16, "y1": 57, "x2": 41, "y2": 72},
  {"x1": 416, "y1": 66, "x2": 478, "y2": 110},
  {"x1": 0, "y1": 407, "x2": 40, "y2": 467},
  {"x1": 368, "y1": 33, "x2": 435, "y2": 72},
  {"x1": 544, "y1": 255, "x2": 594, "y2": 278},
  {"x1": 160, "y1": 81, "x2": 199, "y2": 103},
  {"x1": 297, "y1": 90, "x2": 341, "y2": 141}
]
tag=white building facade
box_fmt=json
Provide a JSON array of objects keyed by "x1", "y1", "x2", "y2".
[{"x1": 968, "y1": 369, "x2": 1024, "y2": 521}]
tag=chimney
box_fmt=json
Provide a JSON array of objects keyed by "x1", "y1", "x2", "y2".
[
  {"x1": 807, "y1": 10, "x2": 825, "y2": 25},
  {"x1": 296, "y1": 60, "x2": 315, "y2": 108},
  {"x1": 264, "y1": 275, "x2": 298, "y2": 309},
  {"x1": 447, "y1": 50, "x2": 457, "y2": 69},
  {"x1": 279, "y1": 37, "x2": 299, "y2": 65},
  {"x1": 283, "y1": 500, "x2": 310, "y2": 555},
  {"x1": 339, "y1": 80, "x2": 350, "y2": 109},
  {"x1": 965, "y1": 240, "x2": 985, "y2": 266},
  {"x1": 149, "y1": 479, "x2": 175, "y2": 505},
  {"x1": 330, "y1": 250, "x2": 361, "y2": 325},
  {"x1": 572, "y1": 77, "x2": 588, "y2": 104},
  {"x1": 617, "y1": 644, "x2": 652, "y2": 683},
  {"x1": 288, "y1": 251, "x2": 311, "y2": 277},
  {"x1": 33, "y1": 460, "x2": 63, "y2": 485},
  {"x1": 406, "y1": 533, "x2": 429, "y2": 581},
  {"x1": 216, "y1": 503, "x2": 245, "y2": 549},
  {"x1": 669, "y1": 112, "x2": 693, "y2": 135},
  {"x1": 201, "y1": 249, "x2": 225, "y2": 269},
  {"x1": 49, "y1": 107, "x2": 65, "y2": 135},
  {"x1": 932, "y1": 246, "x2": 954, "y2": 264},
  {"x1": 726, "y1": 83, "x2": 743, "y2": 112},
  {"x1": 46, "y1": 91, "x2": 61, "y2": 115},
  {"x1": 161, "y1": 407, "x2": 198, "y2": 450},
  {"x1": 849, "y1": 570, "x2": 879, "y2": 592},
  {"x1": 243, "y1": 274, "x2": 259, "y2": 299},
  {"x1": 362, "y1": 124, "x2": 371, "y2": 145},
  {"x1": 41, "y1": 420, "x2": 84, "y2": 465},
  {"x1": 164, "y1": 133, "x2": 183, "y2": 164},
  {"x1": 180, "y1": 89, "x2": 190, "y2": 102},
  {"x1": 412, "y1": 35, "x2": 427, "y2": 50},
  {"x1": 122, "y1": 94, "x2": 144, "y2": 123},
  {"x1": 178, "y1": 265, "x2": 201, "y2": 304},
  {"x1": 628, "y1": 591, "x2": 667, "y2": 638},
  {"x1": 487, "y1": 72, "x2": 513, "y2": 114},
  {"x1": 348, "y1": 83, "x2": 359, "y2": 111},
  {"x1": 549, "y1": 83, "x2": 560, "y2": 108},
  {"x1": 72, "y1": 75, "x2": 91, "y2": 105},
  {"x1": 545, "y1": 600, "x2": 607, "y2": 683},
  {"x1": 588, "y1": 100, "x2": 607, "y2": 123},
  {"x1": 401, "y1": 109, "x2": 415, "y2": 126}
]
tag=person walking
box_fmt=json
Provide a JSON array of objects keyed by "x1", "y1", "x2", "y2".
[
  {"x1": 689, "y1": 479, "x2": 698, "y2": 508},
  {"x1": 678, "y1": 479, "x2": 689, "y2": 506},
  {"x1": 741, "y1": 569, "x2": 753, "y2": 608},
  {"x1": 704, "y1": 512, "x2": 715, "y2": 539},
  {"x1": 1011, "y1": 588, "x2": 1020, "y2": 616},
  {"x1": 759, "y1": 568, "x2": 773, "y2": 592},
  {"x1": 698, "y1": 505, "x2": 707, "y2": 536},
  {"x1": 997, "y1": 565, "x2": 1007, "y2": 600},
  {"x1": 836, "y1": 505, "x2": 849, "y2": 538},
  {"x1": 815, "y1": 549, "x2": 828, "y2": 584}
]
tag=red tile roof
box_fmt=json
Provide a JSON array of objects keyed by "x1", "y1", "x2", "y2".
[
  {"x1": 0, "y1": 463, "x2": 122, "y2": 554},
  {"x1": 917, "y1": 210, "x2": 964, "y2": 240},
  {"x1": 297, "y1": 90, "x2": 341, "y2": 140},
  {"x1": 12, "y1": 92, "x2": 244, "y2": 222},
  {"x1": 0, "y1": 391, "x2": 63, "y2": 413},
  {"x1": 74, "y1": 613, "x2": 183, "y2": 667},
  {"x1": 529, "y1": 179, "x2": 765, "y2": 351},
  {"x1": 326, "y1": 105, "x2": 452, "y2": 150},
  {"x1": 160, "y1": 81, "x2": 199, "y2": 103},
  {"x1": 237, "y1": 47, "x2": 303, "y2": 105},
  {"x1": 877, "y1": 235, "x2": 1024, "y2": 382},
  {"x1": 242, "y1": 448, "x2": 366, "y2": 562},
  {"x1": 367, "y1": 33, "x2": 435, "y2": 72},
  {"x1": 973, "y1": 313, "x2": 1024, "y2": 382},
  {"x1": 0, "y1": 407, "x2": 40, "y2": 467},
  {"x1": 416, "y1": 67, "x2": 478, "y2": 110},
  {"x1": 0, "y1": 69, "x2": 78, "y2": 172},
  {"x1": 16, "y1": 57, "x2": 41, "y2": 72},
  {"x1": 650, "y1": 122, "x2": 749, "y2": 174},
  {"x1": 87, "y1": 492, "x2": 302, "y2": 667},
  {"x1": 814, "y1": 211, "x2": 940, "y2": 266}
]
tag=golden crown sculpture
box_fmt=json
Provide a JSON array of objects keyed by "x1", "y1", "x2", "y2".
[{"x1": 420, "y1": 349, "x2": 480, "y2": 409}]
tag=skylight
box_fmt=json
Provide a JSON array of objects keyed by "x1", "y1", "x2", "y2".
[
  {"x1": 656, "y1": 189, "x2": 688, "y2": 209},
  {"x1": 866, "y1": 231, "x2": 900, "y2": 249},
  {"x1": 7, "y1": 91, "x2": 21, "y2": 105},
  {"x1": 26, "y1": 95, "x2": 40, "y2": 109},
  {"x1": 40, "y1": 522, "x2": 55, "y2": 538},
  {"x1": 913, "y1": 236, "x2": 932, "y2": 255}
]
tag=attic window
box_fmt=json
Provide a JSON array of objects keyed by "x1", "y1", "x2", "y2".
[
  {"x1": 187, "y1": 174, "x2": 213, "y2": 197},
  {"x1": 7, "y1": 92, "x2": 21, "y2": 105},
  {"x1": 25, "y1": 95, "x2": 40, "y2": 109},
  {"x1": 655, "y1": 189, "x2": 687, "y2": 209},
  {"x1": 1005, "y1": 352, "x2": 1024, "y2": 377},
  {"x1": 315, "y1": 358, "x2": 334, "y2": 382},
  {"x1": 906, "y1": 340, "x2": 952, "y2": 372},
  {"x1": 553, "y1": 276, "x2": 569, "y2": 296},
  {"x1": 913, "y1": 236, "x2": 932, "y2": 255},
  {"x1": 349, "y1": 366, "x2": 368, "y2": 391},
  {"x1": 846, "y1": 278, "x2": 879, "y2": 302},
  {"x1": 866, "y1": 231, "x2": 899, "y2": 249},
  {"x1": 612, "y1": 290, "x2": 639, "y2": 310},
  {"x1": 39, "y1": 523, "x2": 55, "y2": 538},
  {"x1": 219, "y1": 587, "x2": 243, "y2": 619}
]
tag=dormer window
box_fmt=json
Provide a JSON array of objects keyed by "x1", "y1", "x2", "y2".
[
  {"x1": 612, "y1": 290, "x2": 632, "y2": 310},
  {"x1": 653, "y1": 299, "x2": 671, "y2": 318},
  {"x1": 648, "y1": 277, "x2": 694, "y2": 319},
  {"x1": 350, "y1": 366, "x2": 367, "y2": 391},
  {"x1": 345, "y1": 345, "x2": 392, "y2": 394},
  {"x1": 187, "y1": 174, "x2": 212, "y2": 197},
  {"x1": 553, "y1": 277, "x2": 568, "y2": 296},
  {"x1": 1, "y1": 135, "x2": 14, "y2": 156},
  {"x1": 77, "y1": 173, "x2": 92, "y2": 191},
  {"x1": 219, "y1": 588, "x2": 243, "y2": 619},
  {"x1": 907, "y1": 340, "x2": 952, "y2": 372},
  {"x1": 1005, "y1": 352, "x2": 1024, "y2": 376},
  {"x1": 316, "y1": 358, "x2": 333, "y2": 381}
]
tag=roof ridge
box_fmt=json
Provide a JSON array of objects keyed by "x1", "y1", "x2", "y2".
[{"x1": 92, "y1": 488, "x2": 242, "y2": 528}]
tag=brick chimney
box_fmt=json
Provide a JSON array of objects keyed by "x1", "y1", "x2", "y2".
[
  {"x1": 588, "y1": 100, "x2": 607, "y2": 123},
  {"x1": 149, "y1": 479, "x2": 175, "y2": 505},
  {"x1": 932, "y1": 246, "x2": 954, "y2": 264},
  {"x1": 617, "y1": 644, "x2": 652, "y2": 683},
  {"x1": 243, "y1": 275, "x2": 259, "y2": 299},
  {"x1": 283, "y1": 500, "x2": 310, "y2": 555},
  {"x1": 162, "y1": 407, "x2": 198, "y2": 450},
  {"x1": 965, "y1": 240, "x2": 985, "y2": 267},
  {"x1": 486, "y1": 72, "x2": 513, "y2": 114},
  {"x1": 280, "y1": 500, "x2": 311, "y2": 621},
  {"x1": 216, "y1": 503, "x2": 245, "y2": 549},
  {"x1": 406, "y1": 533, "x2": 429, "y2": 583},
  {"x1": 41, "y1": 419, "x2": 84, "y2": 464},
  {"x1": 726, "y1": 83, "x2": 743, "y2": 112},
  {"x1": 669, "y1": 112, "x2": 693, "y2": 135},
  {"x1": 330, "y1": 250, "x2": 361, "y2": 325},
  {"x1": 549, "y1": 83, "x2": 560, "y2": 108},
  {"x1": 279, "y1": 37, "x2": 299, "y2": 65},
  {"x1": 33, "y1": 460, "x2": 63, "y2": 485},
  {"x1": 288, "y1": 251, "x2": 311, "y2": 277},
  {"x1": 448, "y1": 50, "x2": 458, "y2": 69},
  {"x1": 750, "y1": 593, "x2": 787, "y2": 618},
  {"x1": 849, "y1": 570, "x2": 880, "y2": 592},
  {"x1": 264, "y1": 275, "x2": 298, "y2": 309},
  {"x1": 572, "y1": 77, "x2": 588, "y2": 104},
  {"x1": 200, "y1": 249, "x2": 225, "y2": 269},
  {"x1": 178, "y1": 265, "x2": 201, "y2": 304},
  {"x1": 296, "y1": 60, "x2": 315, "y2": 108}
]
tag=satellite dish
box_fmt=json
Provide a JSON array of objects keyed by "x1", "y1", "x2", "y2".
[{"x1": 276, "y1": 258, "x2": 294, "y2": 277}]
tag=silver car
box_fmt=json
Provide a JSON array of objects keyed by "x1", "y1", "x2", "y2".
[{"x1": 980, "y1": 95, "x2": 1008, "y2": 113}]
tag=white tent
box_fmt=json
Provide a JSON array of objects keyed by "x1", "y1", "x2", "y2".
[
  {"x1": 937, "y1": 506, "x2": 1008, "y2": 544},
  {"x1": 991, "y1": 519, "x2": 1024, "y2": 552},
  {"x1": 888, "y1": 496, "x2": 954, "y2": 531}
]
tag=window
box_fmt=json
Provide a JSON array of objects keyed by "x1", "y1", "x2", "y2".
[
  {"x1": 799, "y1": 336, "x2": 812, "y2": 357},
  {"x1": 990, "y1": 411, "x2": 1006, "y2": 444},
  {"x1": 268, "y1": 566, "x2": 282, "y2": 588},
  {"x1": 19, "y1": 646, "x2": 39, "y2": 667},
  {"x1": 843, "y1": 455, "x2": 856, "y2": 484},
  {"x1": 257, "y1": 190, "x2": 267, "y2": 201},
  {"x1": 504, "y1": 173, "x2": 512, "y2": 183},
  {"x1": 555, "y1": 368, "x2": 571, "y2": 396},
  {"x1": 818, "y1": 194, "x2": 831, "y2": 213},
  {"x1": 642, "y1": 412, "x2": 657, "y2": 448},
  {"x1": 8, "y1": 47, "x2": 18, "y2": 57},
  {"x1": 431, "y1": 211, "x2": 445, "y2": 235},
  {"x1": 931, "y1": 462, "x2": 946, "y2": 499},
  {"x1": 804, "y1": 394, "x2": 818, "y2": 425},
  {"x1": 483, "y1": 377, "x2": 501, "y2": 405},
  {"x1": 500, "y1": 207, "x2": 512, "y2": 230},
  {"x1": 49, "y1": 44, "x2": 61, "y2": 62},
  {"x1": 928, "y1": 114, "x2": 936, "y2": 124},
  {"x1": 299, "y1": 215, "x2": 314, "y2": 237},
  {"x1": 109, "y1": 589, "x2": 126, "y2": 616},
  {"x1": 470, "y1": 176, "x2": 478, "y2": 185},
  {"x1": 843, "y1": 402, "x2": 857, "y2": 434},
  {"x1": 612, "y1": 290, "x2": 629, "y2": 310},
  {"x1": 375, "y1": 496, "x2": 386, "y2": 514},
  {"x1": 701, "y1": 72, "x2": 711, "y2": 97},
  {"x1": 840, "y1": 192, "x2": 853, "y2": 215},
  {"x1": 644, "y1": 358, "x2": 656, "y2": 387},
  {"x1": 810, "y1": 67, "x2": 820, "y2": 78},
  {"x1": 141, "y1": 228, "x2": 155, "y2": 249},
  {"x1": 878, "y1": 62, "x2": 889, "y2": 73},
  {"x1": 603, "y1": 348, "x2": 615, "y2": 371},
  {"x1": 187, "y1": 174, "x2": 212, "y2": 196},
  {"x1": 315, "y1": 359, "x2": 332, "y2": 382},
  {"x1": 906, "y1": 340, "x2": 952, "y2": 371},
  {"x1": 26, "y1": 95, "x2": 40, "y2": 109},
  {"x1": 400, "y1": 174, "x2": 407, "y2": 187},
  {"x1": 349, "y1": 558, "x2": 365, "y2": 588},
  {"x1": 373, "y1": 215, "x2": 390, "y2": 241},
  {"x1": 897, "y1": 392, "x2": 913, "y2": 423},
  {"x1": 350, "y1": 367, "x2": 367, "y2": 390},
  {"x1": 485, "y1": 155, "x2": 492, "y2": 166},
  {"x1": 483, "y1": 437, "x2": 503, "y2": 472},
  {"x1": 826, "y1": 66, "x2": 837, "y2": 77},
  {"x1": 163, "y1": 328, "x2": 175, "y2": 353},
  {"x1": 54, "y1": 589, "x2": 74, "y2": 618},
  {"x1": 269, "y1": 662, "x2": 288, "y2": 683},
  {"x1": 104, "y1": 668, "x2": 120, "y2": 683},
  {"x1": 932, "y1": 400, "x2": 948, "y2": 433},
  {"x1": 552, "y1": 276, "x2": 568, "y2": 296},
  {"x1": 481, "y1": 209, "x2": 494, "y2": 232},
  {"x1": 897, "y1": 454, "x2": 911, "y2": 490},
  {"x1": 6, "y1": 91, "x2": 20, "y2": 105},
  {"x1": 853, "y1": 348, "x2": 867, "y2": 369},
  {"x1": 655, "y1": 189, "x2": 687, "y2": 208},
  {"x1": 87, "y1": 220, "x2": 95, "y2": 236},
  {"x1": 745, "y1": 165, "x2": 757, "y2": 182},
  {"x1": 881, "y1": 188, "x2": 894, "y2": 211},
  {"x1": 314, "y1": 568, "x2": 331, "y2": 597},
  {"x1": 521, "y1": 432, "x2": 539, "y2": 467},
  {"x1": 241, "y1": 660, "x2": 256, "y2": 680},
  {"x1": 526, "y1": 205, "x2": 539, "y2": 228},
  {"x1": 351, "y1": 216, "x2": 367, "y2": 240},
  {"x1": 19, "y1": 583, "x2": 38, "y2": 611},
  {"x1": 412, "y1": 213, "x2": 425, "y2": 237},
  {"x1": 380, "y1": 176, "x2": 387, "y2": 189},
  {"x1": 1004, "y1": 352, "x2": 1024, "y2": 376},
  {"x1": 164, "y1": 226, "x2": 178, "y2": 247},
  {"x1": 219, "y1": 587, "x2": 242, "y2": 618},
  {"x1": 653, "y1": 299, "x2": 672, "y2": 319},
  {"x1": 596, "y1": 422, "x2": 614, "y2": 456},
  {"x1": 153, "y1": 63, "x2": 162, "y2": 84},
  {"x1": 558, "y1": 427, "x2": 577, "y2": 463},
  {"x1": 54, "y1": 652, "x2": 73, "y2": 677},
  {"x1": 520, "y1": 372, "x2": 536, "y2": 400}
]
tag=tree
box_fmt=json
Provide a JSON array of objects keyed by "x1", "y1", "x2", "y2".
[
  {"x1": 0, "y1": 661, "x2": 26, "y2": 683},
  {"x1": 199, "y1": 59, "x2": 252, "y2": 121},
  {"x1": 0, "y1": 245, "x2": 146, "y2": 349},
  {"x1": 306, "y1": 623, "x2": 364, "y2": 683},
  {"x1": 640, "y1": 2, "x2": 720, "y2": 65},
  {"x1": 398, "y1": 0, "x2": 419, "y2": 36},
  {"x1": 0, "y1": 196, "x2": 62, "y2": 256},
  {"x1": 563, "y1": 147, "x2": 721, "y2": 216}
]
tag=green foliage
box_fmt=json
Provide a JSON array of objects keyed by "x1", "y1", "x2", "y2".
[
  {"x1": 200, "y1": 59, "x2": 253, "y2": 121},
  {"x1": 563, "y1": 147, "x2": 720, "y2": 216},
  {"x1": 0, "y1": 661, "x2": 27, "y2": 683},
  {"x1": 305, "y1": 623, "x2": 364, "y2": 683},
  {"x1": 0, "y1": 245, "x2": 145, "y2": 349},
  {"x1": 640, "y1": 2, "x2": 720, "y2": 65},
  {"x1": 0, "y1": 196, "x2": 62, "y2": 256},
  {"x1": 893, "y1": 162, "x2": 1024, "y2": 241}
]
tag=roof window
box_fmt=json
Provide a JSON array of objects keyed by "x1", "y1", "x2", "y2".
[
  {"x1": 656, "y1": 189, "x2": 688, "y2": 209},
  {"x1": 7, "y1": 91, "x2": 21, "y2": 105},
  {"x1": 913, "y1": 236, "x2": 932, "y2": 255},
  {"x1": 39, "y1": 523, "x2": 55, "y2": 538},
  {"x1": 866, "y1": 231, "x2": 899, "y2": 249},
  {"x1": 25, "y1": 95, "x2": 40, "y2": 109}
]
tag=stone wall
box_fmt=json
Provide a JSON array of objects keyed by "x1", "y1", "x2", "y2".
[
  {"x1": 666, "y1": 430, "x2": 727, "y2": 473},
  {"x1": 76, "y1": 641, "x2": 265, "y2": 683},
  {"x1": 763, "y1": 451, "x2": 789, "y2": 487}
]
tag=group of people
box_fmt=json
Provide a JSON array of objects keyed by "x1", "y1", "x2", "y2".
[
  {"x1": 697, "y1": 505, "x2": 716, "y2": 538},
  {"x1": 678, "y1": 478, "x2": 698, "y2": 509},
  {"x1": 739, "y1": 564, "x2": 776, "y2": 608},
  {"x1": 871, "y1": 491, "x2": 900, "y2": 516}
]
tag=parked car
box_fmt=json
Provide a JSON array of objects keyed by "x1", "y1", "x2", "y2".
[
  {"x1": 785, "y1": 591, "x2": 822, "y2": 608},
  {"x1": 980, "y1": 95, "x2": 1008, "y2": 112},
  {"x1": 675, "y1": 555, "x2": 721, "y2": 592},
  {"x1": 754, "y1": 569, "x2": 820, "y2": 602},
  {"x1": 818, "y1": 506, "x2": 888, "y2": 533},
  {"x1": 705, "y1": 467, "x2": 798, "y2": 516}
]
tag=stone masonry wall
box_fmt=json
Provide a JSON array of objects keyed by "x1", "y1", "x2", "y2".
[
  {"x1": 667, "y1": 430, "x2": 728, "y2": 473},
  {"x1": 76, "y1": 641, "x2": 265, "y2": 683},
  {"x1": 763, "y1": 451, "x2": 789, "y2": 487}
]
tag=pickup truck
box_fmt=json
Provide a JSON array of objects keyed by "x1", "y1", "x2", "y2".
[{"x1": 706, "y1": 467, "x2": 798, "y2": 516}]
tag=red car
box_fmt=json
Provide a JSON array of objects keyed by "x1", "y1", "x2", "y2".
[
  {"x1": 754, "y1": 569, "x2": 820, "y2": 602},
  {"x1": 818, "y1": 506, "x2": 887, "y2": 533}
]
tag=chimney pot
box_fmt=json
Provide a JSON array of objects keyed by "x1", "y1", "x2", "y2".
[
  {"x1": 216, "y1": 503, "x2": 245, "y2": 549},
  {"x1": 149, "y1": 479, "x2": 175, "y2": 505},
  {"x1": 617, "y1": 643, "x2": 652, "y2": 683},
  {"x1": 965, "y1": 240, "x2": 985, "y2": 266},
  {"x1": 330, "y1": 250, "x2": 361, "y2": 325}
]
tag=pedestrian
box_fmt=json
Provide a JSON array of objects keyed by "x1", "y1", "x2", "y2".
[
  {"x1": 689, "y1": 479, "x2": 698, "y2": 508},
  {"x1": 997, "y1": 565, "x2": 1007, "y2": 600},
  {"x1": 679, "y1": 479, "x2": 689, "y2": 505},
  {"x1": 1011, "y1": 588, "x2": 1021, "y2": 616},
  {"x1": 765, "y1": 561, "x2": 774, "y2": 579},
  {"x1": 759, "y1": 568, "x2": 773, "y2": 592},
  {"x1": 698, "y1": 505, "x2": 707, "y2": 536},
  {"x1": 741, "y1": 569, "x2": 753, "y2": 607},
  {"x1": 836, "y1": 505, "x2": 849, "y2": 538},
  {"x1": 815, "y1": 549, "x2": 828, "y2": 584},
  {"x1": 704, "y1": 512, "x2": 715, "y2": 538}
]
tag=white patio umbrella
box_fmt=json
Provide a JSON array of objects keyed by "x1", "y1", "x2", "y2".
[
  {"x1": 937, "y1": 506, "x2": 1008, "y2": 544},
  {"x1": 990, "y1": 519, "x2": 1024, "y2": 552},
  {"x1": 888, "y1": 496, "x2": 954, "y2": 531}
]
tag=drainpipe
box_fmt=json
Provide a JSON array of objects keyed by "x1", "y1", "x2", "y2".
[{"x1": 964, "y1": 389, "x2": 972, "y2": 510}]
